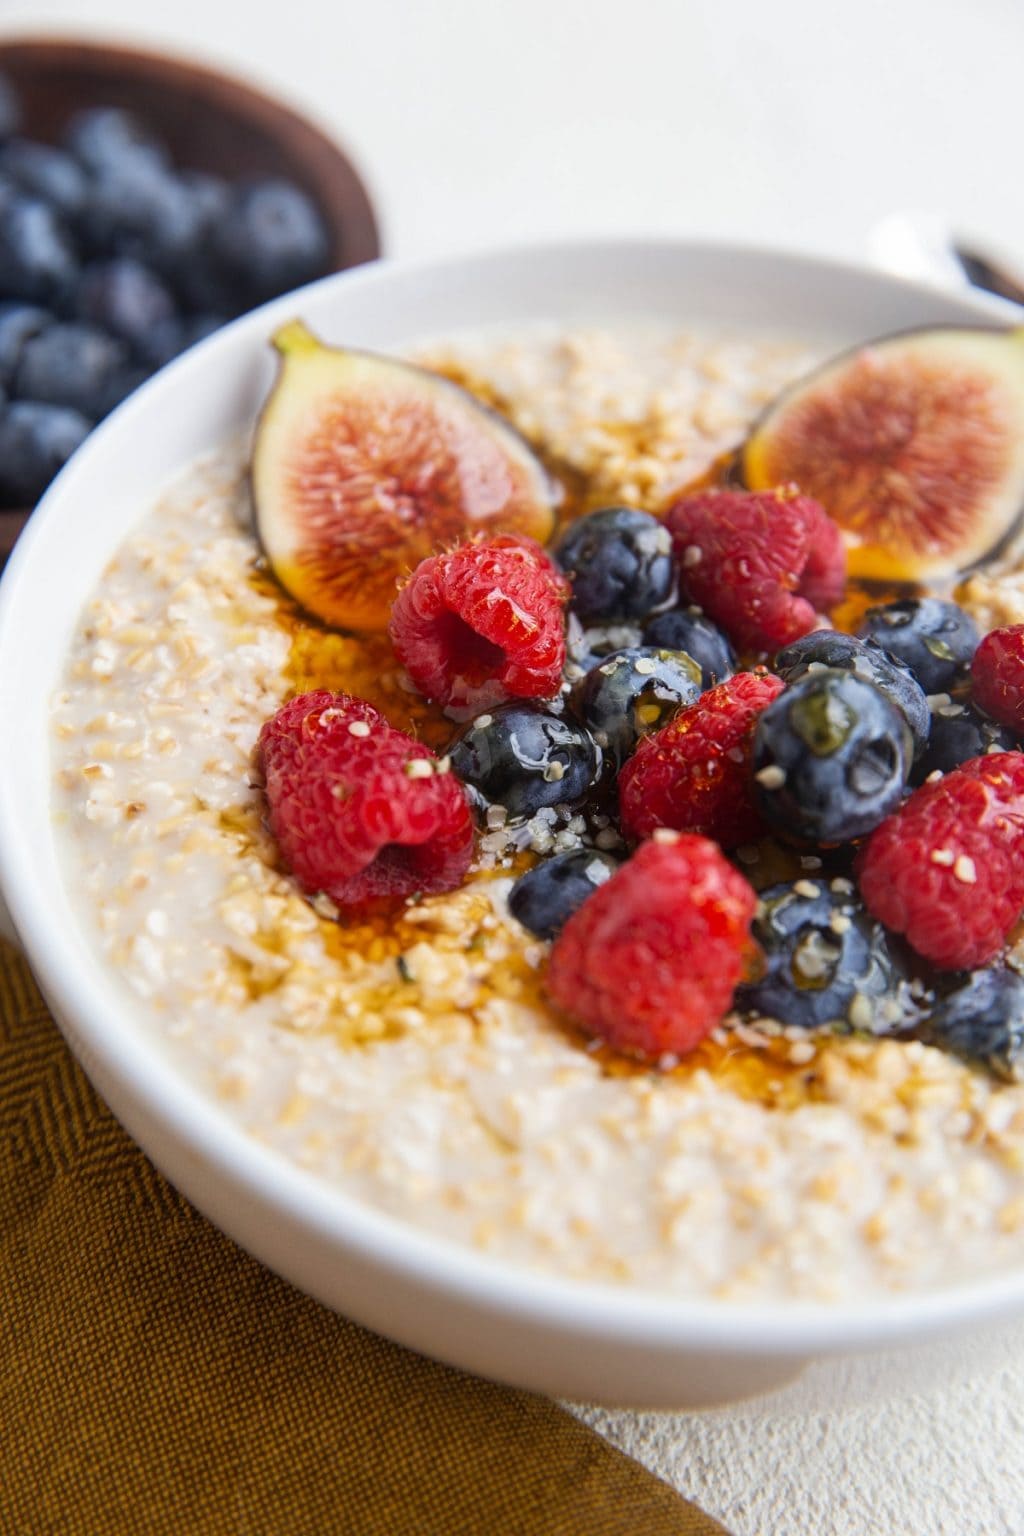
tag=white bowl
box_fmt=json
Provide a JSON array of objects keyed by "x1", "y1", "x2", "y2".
[{"x1": 1, "y1": 239, "x2": 1020, "y2": 1410}]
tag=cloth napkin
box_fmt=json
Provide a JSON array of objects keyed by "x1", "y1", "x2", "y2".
[{"x1": 0, "y1": 942, "x2": 729, "y2": 1536}]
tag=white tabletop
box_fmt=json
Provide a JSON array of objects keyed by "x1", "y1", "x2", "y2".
[{"x1": 5, "y1": 1, "x2": 1024, "y2": 1530}]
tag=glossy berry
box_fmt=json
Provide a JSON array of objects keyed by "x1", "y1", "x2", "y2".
[
  {"x1": 389, "y1": 533, "x2": 569, "y2": 720},
  {"x1": 257, "y1": 690, "x2": 473, "y2": 913},
  {"x1": 0, "y1": 190, "x2": 78, "y2": 305},
  {"x1": 14, "y1": 322, "x2": 129, "y2": 419},
  {"x1": 911, "y1": 699, "x2": 1015, "y2": 784},
  {"x1": 919, "y1": 969, "x2": 1024, "y2": 1080},
  {"x1": 212, "y1": 179, "x2": 329, "y2": 305},
  {"x1": 857, "y1": 753, "x2": 1024, "y2": 970},
  {"x1": 752, "y1": 670, "x2": 910, "y2": 844},
  {"x1": 554, "y1": 506, "x2": 674, "y2": 622},
  {"x1": 665, "y1": 486, "x2": 846, "y2": 651},
  {"x1": 858, "y1": 597, "x2": 979, "y2": 696},
  {"x1": 546, "y1": 833, "x2": 758, "y2": 1058},
  {"x1": 146, "y1": 312, "x2": 226, "y2": 367},
  {"x1": 0, "y1": 302, "x2": 53, "y2": 388},
  {"x1": 0, "y1": 139, "x2": 88, "y2": 222},
  {"x1": 642, "y1": 606, "x2": 735, "y2": 687},
  {"x1": 0, "y1": 400, "x2": 91, "y2": 504},
  {"x1": 619, "y1": 670, "x2": 784, "y2": 848},
  {"x1": 970, "y1": 624, "x2": 1024, "y2": 732},
  {"x1": 569, "y1": 646, "x2": 701, "y2": 769},
  {"x1": 735, "y1": 879, "x2": 911, "y2": 1029},
  {"x1": 449, "y1": 704, "x2": 601, "y2": 821},
  {"x1": 76, "y1": 258, "x2": 177, "y2": 354},
  {"x1": 63, "y1": 107, "x2": 169, "y2": 176},
  {"x1": 774, "y1": 628, "x2": 929, "y2": 761},
  {"x1": 508, "y1": 848, "x2": 619, "y2": 940}
]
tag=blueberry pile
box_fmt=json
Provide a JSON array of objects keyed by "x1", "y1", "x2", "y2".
[
  {"x1": 0, "y1": 78, "x2": 330, "y2": 506},
  {"x1": 449, "y1": 502, "x2": 1024, "y2": 1075}
]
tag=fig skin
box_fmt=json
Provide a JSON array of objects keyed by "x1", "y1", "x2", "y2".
[
  {"x1": 252, "y1": 321, "x2": 561, "y2": 632},
  {"x1": 741, "y1": 325, "x2": 1024, "y2": 583}
]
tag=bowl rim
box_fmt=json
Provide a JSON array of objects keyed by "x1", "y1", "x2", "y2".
[{"x1": 2, "y1": 234, "x2": 1023, "y2": 1362}]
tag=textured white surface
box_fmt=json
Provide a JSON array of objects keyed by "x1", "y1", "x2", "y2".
[
  {"x1": 572, "y1": 1324, "x2": 1024, "y2": 1535},
  {"x1": 5, "y1": 0, "x2": 1024, "y2": 1528}
]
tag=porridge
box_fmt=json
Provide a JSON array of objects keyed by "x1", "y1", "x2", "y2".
[{"x1": 50, "y1": 321, "x2": 1024, "y2": 1303}]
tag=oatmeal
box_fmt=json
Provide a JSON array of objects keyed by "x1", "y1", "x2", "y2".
[{"x1": 50, "y1": 323, "x2": 1024, "y2": 1302}]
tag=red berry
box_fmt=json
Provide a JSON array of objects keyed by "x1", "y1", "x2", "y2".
[
  {"x1": 665, "y1": 486, "x2": 846, "y2": 651},
  {"x1": 618, "y1": 670, "x2": 785, "y2": 847},
  {"x1": 857, "y1": 752, "x2": 1024, "y2": 970},
  {"x1": 257, "y1": 690, "x2": 474, "y2": 912},
  {"x1": 971, "y1": 625, "x2": 1024, "y2": 732},
  {"x1": 546, "y1": 834, "x2": 758, "y2": 1058},
  {"x1": 388, "y1": 532, "x2": 570, "y2": 720}
]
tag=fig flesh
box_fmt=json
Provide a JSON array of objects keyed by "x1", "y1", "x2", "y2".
[
  {"x1": 252, "y1": 322, "x2": 560, "y2": 631},
  {"x1": 741, "y1": 326, "x2": 1024, "y2": 582}
]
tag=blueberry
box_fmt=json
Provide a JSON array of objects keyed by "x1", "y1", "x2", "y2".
[
  {"x1": 14, "y1": 322, "x2": 129, "y2": 418},
  {"x1": 774, "y1": 629, "x2": 929, "y2": 760},
  {"x1": 735, "y1": 879, "x2": 912, "y2": 1029},
  {"x1": 911, "y1": 700, "x2": 1016, "y2": 784},
  {"x1": 63, "y1": 107, "x2": 169, "y2": 176},
  {"x1": 0, "y1": 190, "x2": 78, "y2": 305},
  {"x1": 449, "y1": 704, "x2": 602, "y2": 820},
  {"x1": 643, "y1": 606, "x2": 735, "y2": 688},
  {"x1": 858, "y1": 597, "x2": 979, "y2": 696},
  {"x1": 0, "y1": 400, "x2": 91, "y2": 504},
  {"x1": 554, "y1": 507, "x2": 675, "y2": 622},
  {"x1": 569, "y1": 646, "x2": 701, "y2": 769},
  {"x1": 145, "y1": 311, "x2": 226, "y2": 368},
  {"x1": 96, "y1": 362, "x2": 152, "y2": 418},
  {"x1": 212, "y1": 178, "x2": 329, "y2": 305},
  {"x1": 0, "y1": 140, "x2": 89, "y2": 223},
  {"x1": 508, "y1": 848, "x2": 620, "y2": 940},
  {"x1": 78, "y1": 164, "x2": 216, "y2": 283},
  {"x1": 752, "y1": 670, "x2": 910, "y2": 844},
  {"x1": 0, "y1": 302, "x2": 54, "y2": 388},
  {"x1": 76, "y1": 259, "x2": 177, "y2": 355},
  {"x1": 0, "y1": 74, "x2": 21, "y2": 143},
  {"x1": 919, "y1": 968, "x2": 1024, "y2": 1080}
]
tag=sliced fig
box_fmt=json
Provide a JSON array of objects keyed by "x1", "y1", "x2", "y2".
[
  {"x1": 741, "y1": 326, "x2": 1024, "y2": 582},
  {"x1": 252, "y1": 322, "x2": 560, "y2": 631}
]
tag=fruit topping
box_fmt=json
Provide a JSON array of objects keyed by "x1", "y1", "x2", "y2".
[
  {"x1": 553, "y1": 506, "x2": 674, "y2": 621},
  {"x1": 916, "y1": 969, "x2": 1024, "y2": 1081},
  {"x1": 971, "y1": 624, "x2": 1024, "y2": 732},
  {"x1": 568, "y1": 646, "x2": 701, "y2": 770},
  {"x1": 388, "y1": 532, "x2": 569, "y2": 719},
  {"x1": 856, "y1": 752, "x2": 1024, "y2": 970},
  {"x1": 508, "y1": 847, "x2": 620, "y2": 940},
  {"x1": 774, "y1": 629, "x2": 930, "y2": 761},
  {"x1": 742, "y1": 326, "x2": 1024, "y2": 582},
  {"x1": 752, "y1": 671, "x2": 910, "y2": 844},
  {"x1": 619, "y1": 671, "x2": 784, "y2": 847},
  {"x1": 642, "y1": 606, "x2": 735, "y2": 688},
  {"x1": 546, "y1": 832, "x2": 758, "y2": 1059},
  {"x1": 857, "y1": 597, "x2": 979, "y2": 696},
  {"x1": 256, "y1": 689, "x2": 474, "y2": 913},
  {"x1": 664, "y1": 486, "x2": 845, "y2": 652},
  {"x1": 448, "y1": 703, "x2": 602, "y2": 821},
  {"x1": 252, "y1": 322, "x2": 560, "y2": 631},
  {"x1": 911, "y1": 700, "x2": 1015, "y2": 783},
  {"x1": 735, "y1": 879, "x2": 912, "y2": 1030}
]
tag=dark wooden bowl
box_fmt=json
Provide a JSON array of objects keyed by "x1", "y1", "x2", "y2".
[{"x1": 0, "y1": 37, "x2": 381, "y2": 558}]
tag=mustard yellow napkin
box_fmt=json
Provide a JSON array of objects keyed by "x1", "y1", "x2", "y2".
[{"x1": 0, "y1": 943, "x2": 729, "y2": 1536}]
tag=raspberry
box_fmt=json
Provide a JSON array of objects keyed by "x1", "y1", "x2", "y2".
[
  {"x1": 857, "y1": 752, "x2": 1024, "y2": 970},
  {"x1": 971, "y1": 624, "x2": 1024, "y2": 732},
  {"x1": 546, "y1": 833, "x2": 758, "y2": 1058},
  {"x1": 665, "y1": 486, "x2": 846, "y2": 652},
  {"x1": 388, "y1": 532, "x2": 570, "y2": 720},
  {"x1": 257, "y1": 690, "x2": 474, "y2": 912},
  {"x1": 618, "y1": 670, "x2": 784, "y2": 847}
]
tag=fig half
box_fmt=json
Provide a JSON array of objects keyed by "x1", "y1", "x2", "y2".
[
  {"x1": 252, "y1": 322, "x2": 560, "y2": 631},
  {"x1": 741, "y1": 326, "x2": 1024, "y2": 582}
]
